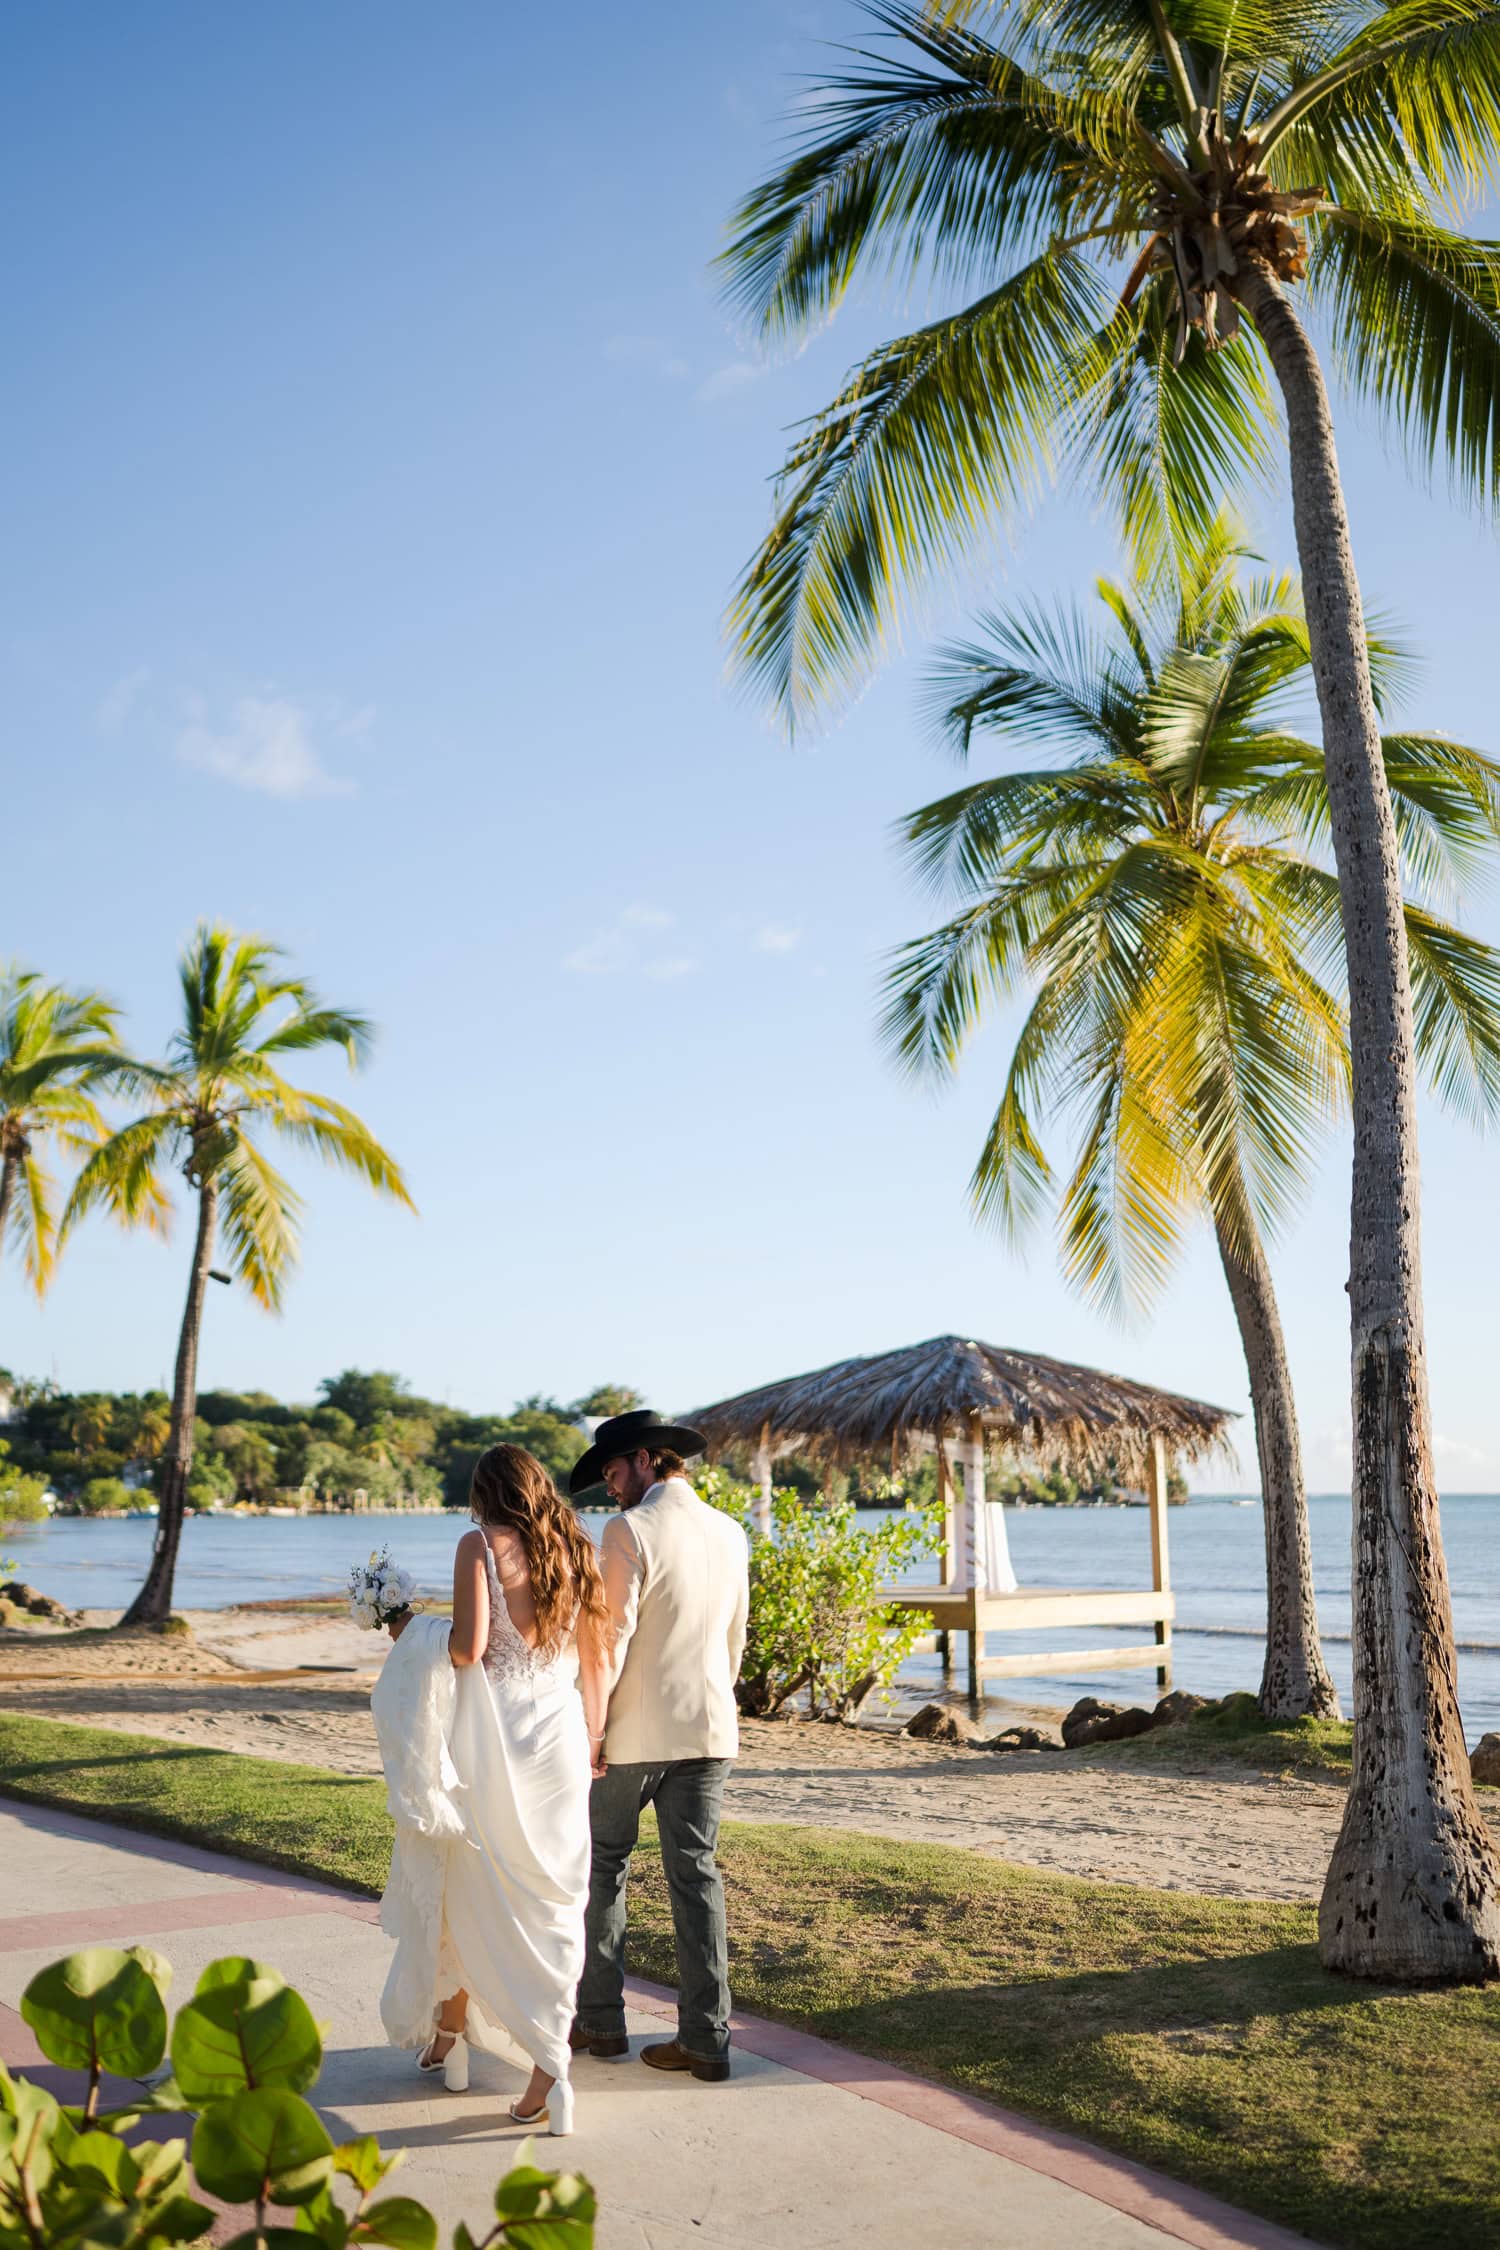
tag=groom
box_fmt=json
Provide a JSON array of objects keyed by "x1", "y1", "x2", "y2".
[{"x1": 568, "y1": 1409, "x2": 749, "y2": 2081}]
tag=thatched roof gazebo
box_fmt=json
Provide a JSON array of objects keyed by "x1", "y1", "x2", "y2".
[
  {"x1": 694, "y1": 1331, "x2": 1231, "y2": 1480},
  {"x1": 693, "y1": 1334, "x2": 1234, "y2": 1707}
]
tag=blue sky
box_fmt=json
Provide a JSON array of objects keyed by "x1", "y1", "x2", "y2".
[{"x1": 5, "y1": 1, "x2": 1498, "y2": 1491}]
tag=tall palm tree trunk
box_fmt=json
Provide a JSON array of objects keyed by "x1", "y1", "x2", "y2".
[
  {"x1": 1235, "y1": 260, "x2": 1500, "y2": 1979},
  {"x1": 0, "y1": 1151, "x2": 16, "y2": 1264},
  {"x1": 119, "y1": 1181, "x2": 216, "y2": 1628},
  {"x1": 1211, "y1": 1201, "x2": 1340, "y2": 1720}
]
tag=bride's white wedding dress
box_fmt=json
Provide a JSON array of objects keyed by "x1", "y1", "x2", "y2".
[{"x1": 374, "y1": 1540, "x2": 590, "y2": 2088}]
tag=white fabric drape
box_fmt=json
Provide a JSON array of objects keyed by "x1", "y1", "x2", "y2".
[
  {"x1": 980, "y1": 1500, "x2": 1018, "y2": 1593},
  {"x1": 371, "y1": 1603, "x2": 590, "y2": 2081}
]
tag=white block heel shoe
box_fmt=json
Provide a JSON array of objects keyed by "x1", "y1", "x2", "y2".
[
  {"x1": 508, "y1": 2077, "x2": 574, "y2": 2136},
  {"x1": 417, "y1": 2033, "x2": 468, "y2": 2091},
  {"x1": 547, "y1": 2079, "x2": 575, "y2": 2137}
]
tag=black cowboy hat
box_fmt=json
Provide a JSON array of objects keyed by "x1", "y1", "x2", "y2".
[{"x1": 569, "y1": 1408, "x2": 707, "y2": 1497}]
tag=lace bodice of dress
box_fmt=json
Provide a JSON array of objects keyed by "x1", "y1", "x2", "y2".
[{"x1": 479, "y1": 1537, "x2": 577, "y2": 1693}]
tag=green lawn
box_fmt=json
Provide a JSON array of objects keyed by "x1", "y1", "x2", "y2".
[{"x1": 2, "y1": 1710, "x2": 1497, "y2": 2250}]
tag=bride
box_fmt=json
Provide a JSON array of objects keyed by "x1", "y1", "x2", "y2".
[{"x1": 373, "y1": 1444, "x2": 610, "y2": 2135}]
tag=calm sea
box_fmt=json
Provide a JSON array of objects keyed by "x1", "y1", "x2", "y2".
[{"x1": 8, "y1": 1495, "x2": 1500, "y2": 1740}]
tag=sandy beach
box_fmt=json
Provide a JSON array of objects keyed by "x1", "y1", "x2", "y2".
[{"x1": 0, "y1": 1606, "x2": 1363, "y2": 1902}]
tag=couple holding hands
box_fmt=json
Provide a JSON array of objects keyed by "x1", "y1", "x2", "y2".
[{"x1": 370, "y1": 1409, "x2": 750, "y2": 2137}]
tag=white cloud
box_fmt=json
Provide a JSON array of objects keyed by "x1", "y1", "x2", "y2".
[
  {"x1": 97, "y1": 667, "x2": 151, "y2": 732},
  {"x1": 753, "y1": 923, "x2": 802, "y2": 953},
  {"x1": 563, "y1": 930, "x2": 629, "y2": 975},
  {"x1": 696, "y1": 360, "x2": 760, "y2": 403},
  {"x1": 606, "y1": 333, "x2": 690, "y2": 382},
  {"x1": 564, "y1": 904, "x2": 696, "y2": 980},
  {"x1": 177, "y1": 694, "x2": 357, "y2": 801}
]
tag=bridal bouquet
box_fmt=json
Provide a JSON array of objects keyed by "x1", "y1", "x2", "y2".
[{"x1": 347, "y1": 1546, "x2": 416, "y2": 1630}]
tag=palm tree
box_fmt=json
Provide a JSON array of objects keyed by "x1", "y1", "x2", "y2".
[
  {"x1": 65, "y1": 924, "x2": 414, "y2": 1625},
  {"x1": 0, "y1": 967, "x2": 141, "y2": 1293},
  {"x1": 722, "y1": 0, "x2": 1500, "y2": 1981},
  {"x1": 886, "y1": 520, "x2": 1500, "y2": 1727}
]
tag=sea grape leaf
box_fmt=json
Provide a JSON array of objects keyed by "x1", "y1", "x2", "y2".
[
  {"x1": 171, "y1": 1977, "x2": 321, "y2": 2099},
  {"x1": 333, "y1": 2132, "x2": 397, "y2": 2192},
  {"x1": 295, "y1": 2178, "x2": 352, "y2": 2245},
  {"x1": 64, "y1": 2125, "x2": 139, "y2": 2198},
  {"x1": 21, "y1": 1948, "x2": 168, "y2": 2077},
  {"x1": 191, "y1": 2087, "x2": 333, "y2": 2207},
  {"x1": 144, "y1": 2192, "x2": 219, "y2": 2243},
  {"x1": 356, "y1": 2195, "x2": 438, "y2": 2249},
  {"x1": 124, "y1": 1943, "x2": 174, "y2": 2002},
  {"x1": 196, "y1": 1956, "x2": 285, "y2": 1997},
  {"x1": 505, "y1": 2219, "x2": 594, "y2": 2250}
]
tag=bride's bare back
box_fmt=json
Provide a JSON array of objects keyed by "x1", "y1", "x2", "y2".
[
  {"x1": 480, "y1": 1523, "x2": 551, "y2": 1649},
  {"x1": 451, "y1": 1524, "x2": 562, "y2": 1658}
]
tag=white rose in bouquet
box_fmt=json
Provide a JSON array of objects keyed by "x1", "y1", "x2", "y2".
[{"x1": 347, "y1": 1545, "x2": 415, "y2": 1631}]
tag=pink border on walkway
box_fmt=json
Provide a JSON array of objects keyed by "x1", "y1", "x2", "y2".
[{"x1": 0, "y1": 1801, "x2": 1321, "y2": 2250}]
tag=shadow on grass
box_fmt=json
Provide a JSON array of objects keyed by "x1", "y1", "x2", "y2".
[
  {"x1": 670, "y1": 1941, "x2": 1499, "y2": 2250},
  {"x1": 0, "y1": 1744, "x2": 374, "y2": 1785}
]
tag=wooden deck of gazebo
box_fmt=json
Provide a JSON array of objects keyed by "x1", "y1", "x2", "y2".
[{"x1": 694, "y1": 1334, "x2": 1233, "y2": 1709}]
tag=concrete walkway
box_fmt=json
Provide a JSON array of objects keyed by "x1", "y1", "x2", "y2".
[{"x1": 0, "y1": 1803, "x2": 1319, "y2": 2250}]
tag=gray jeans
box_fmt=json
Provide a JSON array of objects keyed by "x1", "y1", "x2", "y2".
[{"x1": 576, "y1": 1757, "x2": 731, "y2": 2059}]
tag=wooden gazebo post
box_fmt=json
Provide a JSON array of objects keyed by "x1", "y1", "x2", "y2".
[
  {"x1": 934, "y1": 1435, "x2": 953, "y2": 1672},
  {"x1": 962, "y1": 1412, "x2": 987, "y2": 1706},
  {"x1": 1147, "y1": 1430, "x2": 1172, "y2": 1689}
]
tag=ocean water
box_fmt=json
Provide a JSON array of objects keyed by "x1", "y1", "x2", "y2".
[{"x1": 7, "y1": 1495, "x2": 1499, "y2": 1740}]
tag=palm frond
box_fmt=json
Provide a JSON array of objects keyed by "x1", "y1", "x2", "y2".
[
  {"x1": 1379, "y1": 731, "x2": 1500, "y2": 898},
  {"x1": 718, "y1": 18, "x2": 1099, "y2": 340},
  {"x1": 967, "y1": 975, "x2": 1074, "y2": 1241},
  {"x1": 921, "y1": 597, "x2": 1126, "y2": 759},
  {"x1": 253, "y1": 1007, "x2": 374, "y2": 1068},
  {"x1": 216, "y1": 1136, "x2": 301, "y2": 1312},
  {"x1": 1056, "y1": 1059, "x2": 1198, "y2": 1316},
  {"x1": 898, "y1": 766, "x2": 1148, "y2": 894},
  {"x1": 1072, "y1": 282, "x2": 1281, "y2": 587},
  {"x1": 1260, "y1": 0, "x2": 1500, "y2": 194},
  {"x1": 881, "y1": 891, "x2": 1048, "y2": 1074},
  {"x1": 254, "y1": 1091, "x2": 415, "y2": 1208},
  {"x1": 13, "y1": 1153, "x2": 58, "y2": 1296},
  {"x1": 60, "y1": 1114, "x2": 176, "y2": 1243},
  {"x1": 1403, "y1": 903, "x2": 1500, "y2": 1118},
  {"x1": 1309, "y1": 206, "x2": 1500, "y2": 508},
  {"x1": 728, "y1": 247, "x2": 1111, "y2": 729}
]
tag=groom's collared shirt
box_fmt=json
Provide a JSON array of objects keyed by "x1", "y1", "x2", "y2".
[{"x1": 598, "y1": 1476, "x2": 749, "y2": 1765}]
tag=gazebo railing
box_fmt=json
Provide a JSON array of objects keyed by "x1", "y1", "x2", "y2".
[{"x1": 881, "y1": 1429, "x2": 1174, "y2": 1708}]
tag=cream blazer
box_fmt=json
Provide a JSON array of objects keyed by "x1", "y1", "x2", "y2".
[{"x1": 600, "y1": 1477, "x2": 750, "y2": 1765}]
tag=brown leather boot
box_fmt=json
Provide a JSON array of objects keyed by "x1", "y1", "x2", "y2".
[
  {"x1": 640, "y1": 2038, "x2": 731, "y2": 2082},
  {"x1": 568, "y1": 2024, "x2": 630, "y2": 2058}
]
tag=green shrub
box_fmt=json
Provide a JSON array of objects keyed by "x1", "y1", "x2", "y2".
[
  {"x1": 5, "y1": 1944, "x2": 596, "y2": 2248},
  {"x1": 75, "y1": 1476, "x2": 133, "y2": 1516},
  {"x1": 701, "y1": 1469, "x2": 938, "y2": 1720},
  {"x1": 0, "y1": 1440, "x2": 48, "y2": 1526},
  {"x1": 186, "y1": 1451, "x2": 236, "y2": 1511}
]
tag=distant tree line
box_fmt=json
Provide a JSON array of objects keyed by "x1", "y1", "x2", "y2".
[{"x1": 0, "y1": 1368, "x2": 643, "y2": 1515}]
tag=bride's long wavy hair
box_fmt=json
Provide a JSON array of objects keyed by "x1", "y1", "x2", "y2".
[{"x1": 469, "y1": 1444, "x2": 607, "y2": 1653}]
